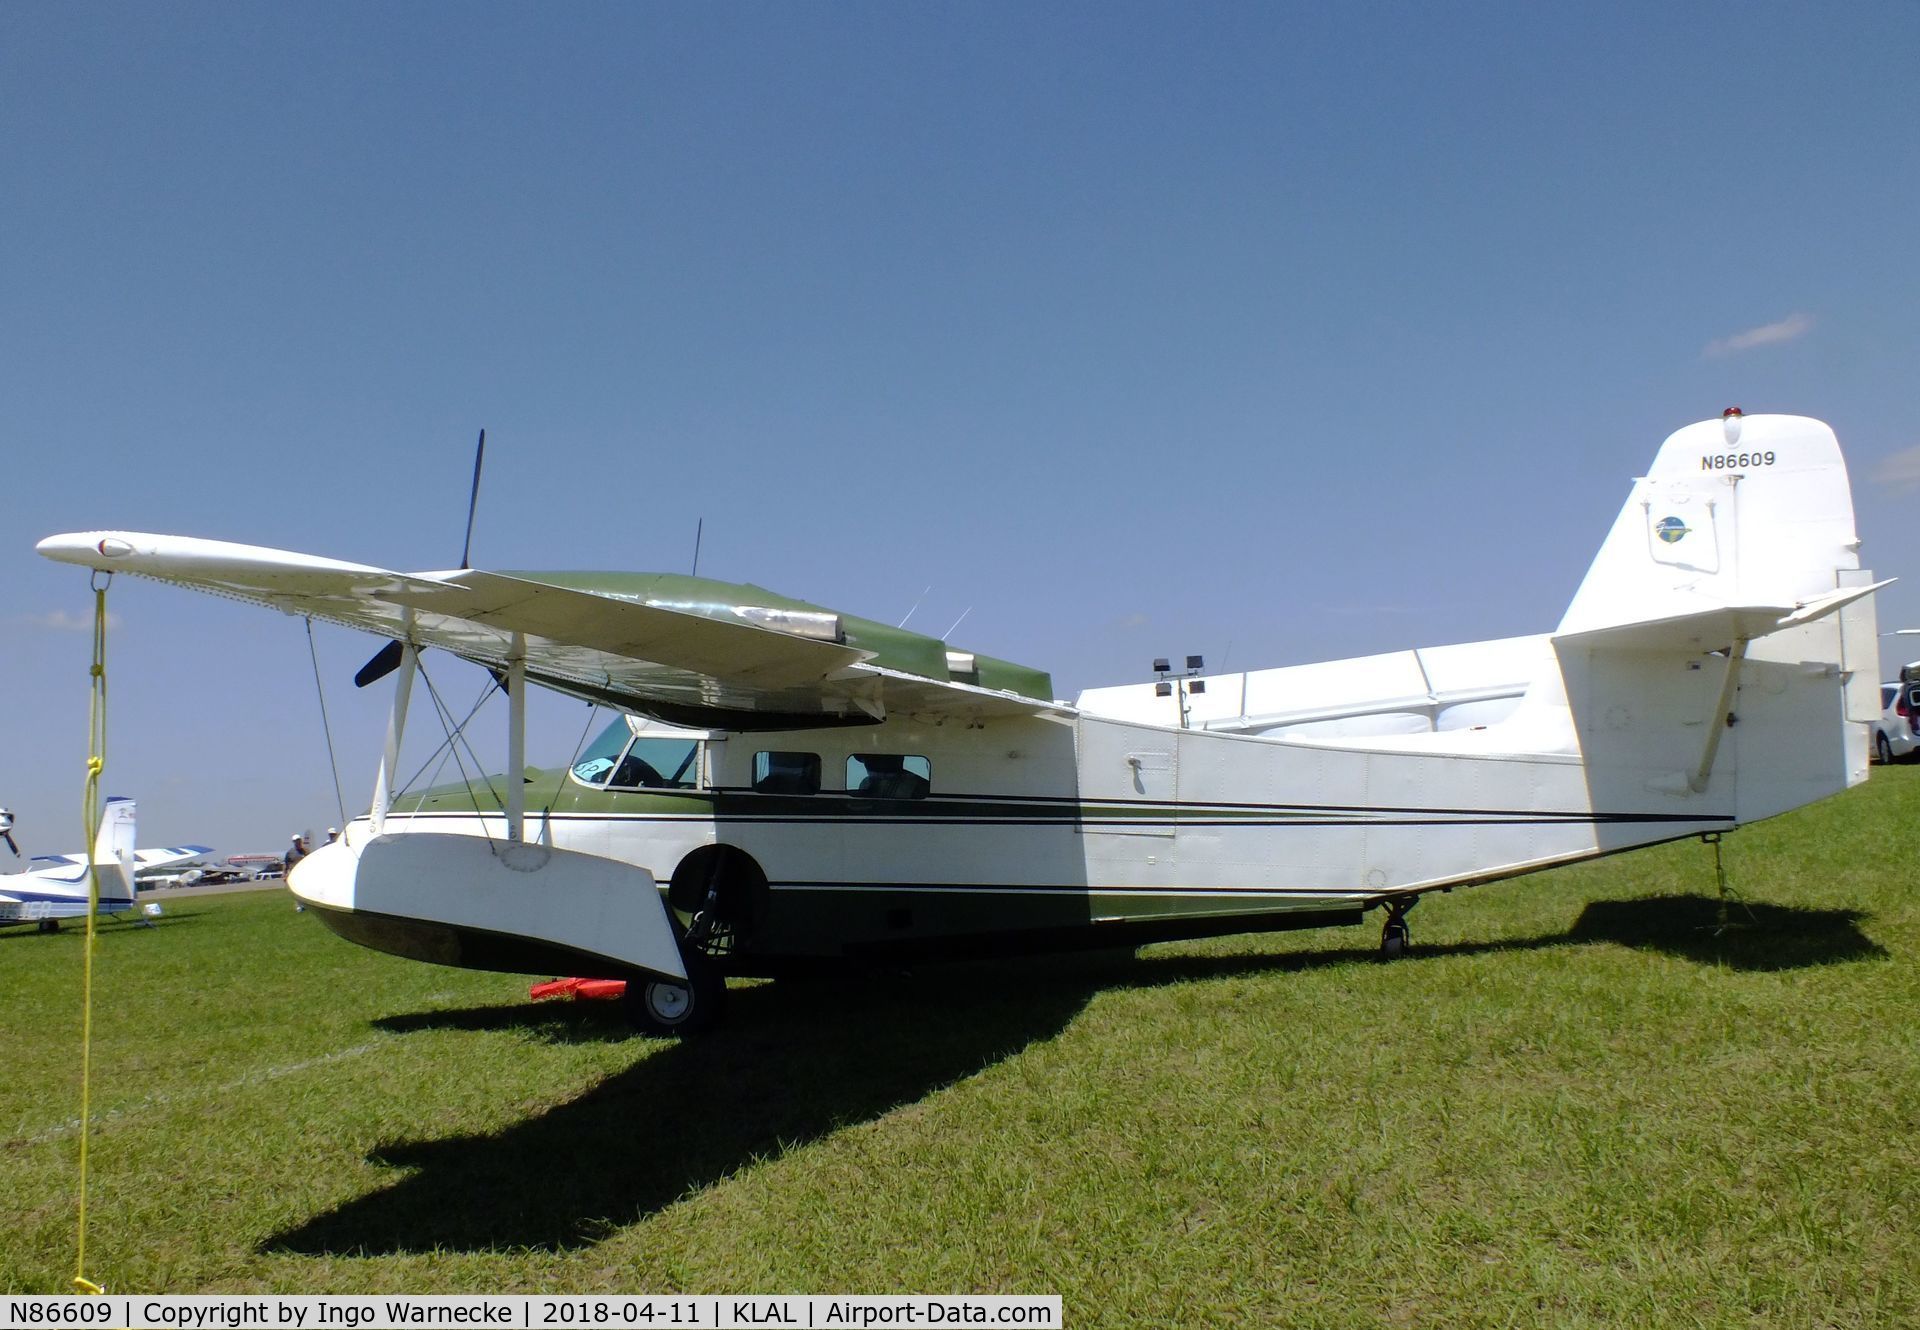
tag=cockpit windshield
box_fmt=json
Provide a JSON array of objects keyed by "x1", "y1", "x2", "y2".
[
  {"x1": 571, "y1": 720, "x2": 703, "y2": 790},
  {"x1": 571, "y1": 720, "x2": 632, "y2": 785}
]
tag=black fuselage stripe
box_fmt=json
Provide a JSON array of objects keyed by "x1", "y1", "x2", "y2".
[
  {"x1": 700, "y1": 787, "x2": 1716, "y2": 819},
  {"x1": 769, "y1": 881, "x2": 1353, "y2": 895},
  {"x1": 381, "y1": 808, "x2": 1732, "y2": 827}
]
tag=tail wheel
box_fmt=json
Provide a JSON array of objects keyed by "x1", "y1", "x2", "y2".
[
  {"x1": 667, "y1": 846, "x2": 769, "y2": 959},
  {"x1": 1379, "y1": 896, "x2": 1417, "y2": 959}
]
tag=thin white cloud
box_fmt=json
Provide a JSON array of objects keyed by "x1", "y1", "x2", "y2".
[
  {"x1": 13, "y1": 609, "x2": 119, "y2": 632},
  {"x1": 1872, "y1": 444, "x2": 1920, "y2": 495},
  {"x1": 1703, "y1": 312, "x2": 1814, "y2": 359},
  {"x1": 1112, "y1": 612, "x2": 1150, "y2": 630}
]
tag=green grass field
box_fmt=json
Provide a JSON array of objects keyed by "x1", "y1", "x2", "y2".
[{"x1": 4, "y1": 771, "x2": 1918, "y2": 1327}]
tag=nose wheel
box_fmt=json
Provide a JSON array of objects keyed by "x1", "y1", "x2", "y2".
[{"x1": 1379, "y1": 897, "x2": 1417, "y2": 959}]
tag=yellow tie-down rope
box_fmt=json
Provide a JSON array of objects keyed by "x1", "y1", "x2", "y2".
[{"x1": 74, "y1": 572, "x2": 109, "y2": 1296}]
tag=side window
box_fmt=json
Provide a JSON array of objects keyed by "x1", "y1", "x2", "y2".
[
  {"x1": 608, "y1": 737, "x2": 702, "y2": 789},
  {"x1": 848, "y1": 754, "x2": 931, "y2": 800},
  {"x1": 753, "y1": 751, "x2": 821, "y2": 795}
]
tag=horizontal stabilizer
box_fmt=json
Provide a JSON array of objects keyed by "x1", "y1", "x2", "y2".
[
  {"x1": 1772, "y1": 580, "x2": 1893, "y2": 632},
  {"x1": 1556, "y1": 580, "x2": 1892, "y2": 654}
]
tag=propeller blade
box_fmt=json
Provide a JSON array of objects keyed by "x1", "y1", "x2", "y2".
[
  {"x1": 355, "y1": 639, "x2": 406, "y2": 689},
  {"x1": 460, "y1": 428, "x2": 486, "y2": 570}
]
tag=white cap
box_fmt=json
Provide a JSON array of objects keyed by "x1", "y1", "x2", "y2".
[
  {"x1": 290, "y1": 832, "x2": 302, "y2": 841},
  {"x1": 327, "y1": 827, "x2": 338, "y2": 835}
]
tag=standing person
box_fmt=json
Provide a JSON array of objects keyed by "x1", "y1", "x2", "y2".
[
  {"x1": 285, "y1": 834, "x2": 310, "y2": 910},
  {"x1": 324, "y1": 827, "x2": 339, "y2": 846}
]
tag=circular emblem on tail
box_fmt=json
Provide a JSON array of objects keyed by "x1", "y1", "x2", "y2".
[{"x1": 1655, "y1": 516, "x2": 1690, "y2": 544}]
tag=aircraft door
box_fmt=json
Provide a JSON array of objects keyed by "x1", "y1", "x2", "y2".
[{"x1": 1076, "y1": 719, "x2": 1177, "y2": 839}]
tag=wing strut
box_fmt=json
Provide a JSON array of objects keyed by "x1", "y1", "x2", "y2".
[
  {"x1": 371, "y1": 614, "x2": 418, "y2": 836},
  {"x1": 506, "y1": 634, "x2": 526, "y2": 843}
]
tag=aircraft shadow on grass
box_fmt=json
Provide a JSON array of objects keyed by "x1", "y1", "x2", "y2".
[
  {"x1": 264, "y1": 893, "x2": 1883, "y2": 1256},
  {"x1": 267, "y1": 967, "x2": 1099, "y2": 1255},
  {"x1": 1122, "y1": 893, "x2": 1887, "y2": 983},
  {"x1": 1557, "y1": 893, "x2": 1887, "y2": 971}
]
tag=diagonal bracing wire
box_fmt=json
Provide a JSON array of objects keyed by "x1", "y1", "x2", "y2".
[
  {"x1": 393, "y1": 678, "x2": 499, "y2": 811},
  {"x1": 413, "y1": 660, "x2": 502, "y2": 843},
  {"x1": 304, "y1": 618, "x2": 350, "y2": 828},
  {"x1": 550, "y1": 703, "x2": 601, "y2": 818}
]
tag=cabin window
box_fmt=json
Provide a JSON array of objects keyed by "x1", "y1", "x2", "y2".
[
  {"x1": 570, "y1": 720, "x2": 633, "y2": 786},
  {"x1": 753, "y1": 751, "x2": 821, "y2": 795},
  {"x1": 608, "y1": 736, "x2": 701, "y2": 790},
  {"x1": 848, "y1": 754, "x2": 931, "y2": 800}
]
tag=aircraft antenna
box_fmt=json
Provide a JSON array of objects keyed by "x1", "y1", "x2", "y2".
[
  {"x1": 459, "y1": 429, "x2": 486, "y2": 570},
  {"x1": 691, "y1": 517, "x2": 704, "y2": 577},
  {"x1": 899, "y1": 585, "x2": 933, "y2": 630},
  {"x1": 942, "y1": 607, "x2": 972, "y2": 639}
]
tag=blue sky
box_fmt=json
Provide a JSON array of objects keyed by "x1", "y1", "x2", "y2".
[{"x1": 4, "y1": 2, "x2": 1917, "y2": 855}]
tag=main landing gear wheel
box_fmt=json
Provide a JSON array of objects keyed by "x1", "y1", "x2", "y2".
[{"x1": 622, "y1": 951, "x2": 726, "y2": 1038}]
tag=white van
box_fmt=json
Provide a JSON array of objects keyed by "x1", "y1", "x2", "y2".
[{"x1": 1873, "y1": 680, "x2": 1920, "y2": 763}]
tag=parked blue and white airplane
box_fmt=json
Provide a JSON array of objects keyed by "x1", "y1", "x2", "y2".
[{"x1": 0, "y1": 798, "x2": 209, "y2": 931}]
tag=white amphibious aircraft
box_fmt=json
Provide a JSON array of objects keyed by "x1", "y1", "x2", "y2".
[
  {"x1": 37, "y1": 412, "x2": 1887, "y2": 1031},
  {"x1": 0, "y1": 798, "x2": 205, "y2": 930}
]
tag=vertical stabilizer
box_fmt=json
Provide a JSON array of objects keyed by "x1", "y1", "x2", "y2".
[
  {"x1": 1557, "y1": 413, "x2": 1861, "y2": 635},
  {"x1": 91, "y1": 797, "x2": 137, "y2": 904},
  {"x1": 1535, "y1": 414, "x2": 1875, "y2": 825}
]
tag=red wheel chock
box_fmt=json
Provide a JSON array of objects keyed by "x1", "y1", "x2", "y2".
[{"x1": 529, "y1": 976, "x2": 629, "y2": 1001}]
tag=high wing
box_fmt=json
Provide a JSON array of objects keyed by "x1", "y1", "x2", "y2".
[{"x1": 37, "y1": 533, "x2": 1070, "y2": 727}]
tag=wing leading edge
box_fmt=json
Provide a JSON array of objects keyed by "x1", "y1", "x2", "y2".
[{"x1": 37, "y1": 532, "x2": 1067, "y2": 727}]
